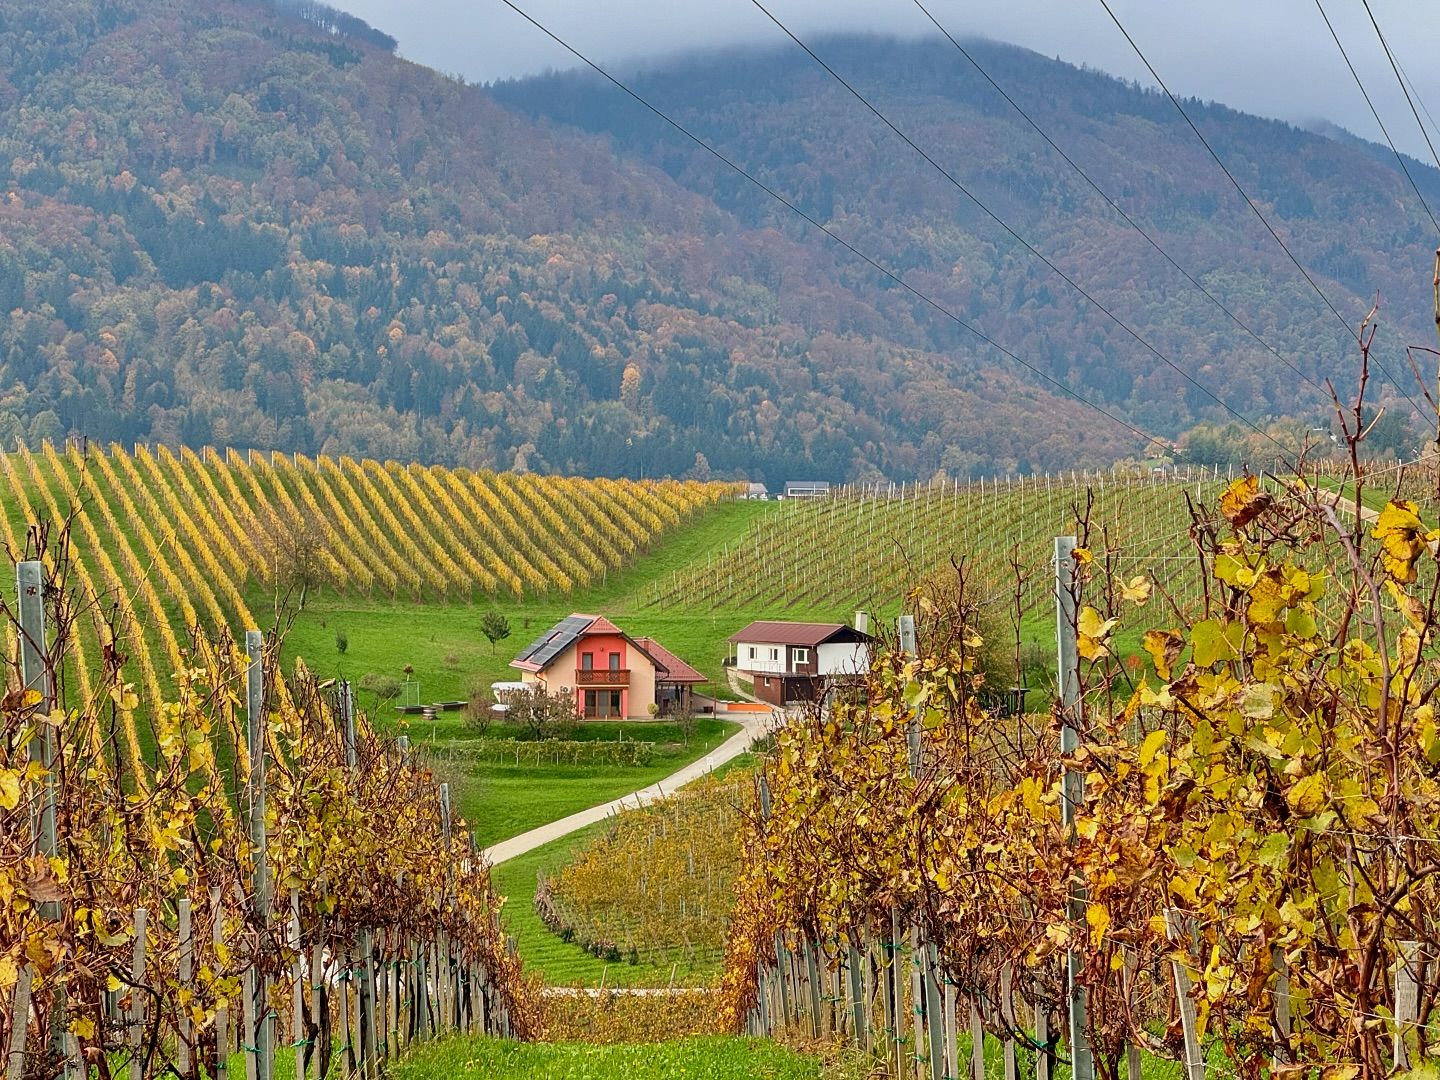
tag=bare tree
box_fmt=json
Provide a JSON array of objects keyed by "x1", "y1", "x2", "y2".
[
  {"x1": 506, "y1": 684, "x2": 579, "y2": 741},
  {"x1": 256, "y1": 505, "x2": 330, "y2": 612}
]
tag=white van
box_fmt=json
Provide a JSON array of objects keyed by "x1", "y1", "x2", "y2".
[{"x1": 489, "y1": 680, "x2": 530, "y2": 713}]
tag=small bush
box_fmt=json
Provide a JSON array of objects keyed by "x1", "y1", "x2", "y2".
[
  {"x1": 335, "y1": 629, "x2": 348, "y2": 654},
  {"x1": 464, "y1": 676, "x2": 495, "y2": 736},
  {"x1": 359, "y1": 672, "x2": 401, "y2": 709}
]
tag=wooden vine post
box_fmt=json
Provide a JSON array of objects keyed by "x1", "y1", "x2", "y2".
[{"x1": 1055, "y1": 537, "x2": 1095, "y2": 1080}]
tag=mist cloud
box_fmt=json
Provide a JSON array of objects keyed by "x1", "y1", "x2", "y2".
[{"x1": 336, "y1": 0, "x2": 1440, "y2": 162}]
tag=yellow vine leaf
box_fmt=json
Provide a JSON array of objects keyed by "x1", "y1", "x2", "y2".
[
  {"x1": 1138, "y1": 729, "x2": 1167, "y2": 770},
  {"x1": 1287, "y1": 774, "x2": 1327, "y2": 817},
  {"x1": 1142, "y1": 629, "x2": 1183, "y2": 680},
  {"x1": 1077, "y1": 606, "x2": 1117, "y2": 661},
  {"x1": 1119, "y1": 575, "x2": 1152, "y2": 604},
  {"x1": 1085, "y1": 902, "x2": 1110, "y2": 947},
  {"x1": 1219, "y1": 474, "x2": 1271, "y2": 528},
  {"x1": 0, "y1": 768, "x2": 20, "y2": 810},
  {"x1": 1370, "y1": 501, "x2": 1436, "y2": 584}
]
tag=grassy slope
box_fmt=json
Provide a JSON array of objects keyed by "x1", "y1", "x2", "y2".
[{"x1": 279, "y1": 498, "x2": 785, "y2": 703}]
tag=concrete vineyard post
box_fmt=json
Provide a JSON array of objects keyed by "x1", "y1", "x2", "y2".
[
  {"x1": 970, "y1": 999, "x2": 984, "y2": 1080},
  {"x1": 1271, "y1": 947, "x2": 1291, "y2": 1071},
  {"x1": 848, "y1": 942, "x2": 868, "y2": 1052},
  {"x1": 897, "y1": 614, "x2": 928, "y2": 1080},
  {"x1": 1163, "y1": 909, "x2": 1205, "y2": 1080},
  {"x1": 890, "y1": 908, "x2": 906, "y2": 1078},
  {"x1": 1054, "y1": 537, "x2": 1094, "y2": 1080},
  {"x1": 1121, "y1": 952, "x2": 1141, "y2": 1080},
  {"x1": 211, "y1": 887, "x2": 228, "y2": 1080},
  {"x1": 1001, "y1": 962, "x2": 1018, "y2": 1080},
  {"x1": 924, "y1": 942, "x2": 944, "y2": 1080},
  {"x1": 943, "y1": 978, "x2": 958, "y2": 1080},
  {"x1": 244, "y1": 629, "x2": 273, "y2": 1080},
  {"x1": 341, "y1": 680, "x2": 378, "y2": 1076},
  {"x1": 127, "y1": 908, "x2": 147, "y2": 1080},
  {"x1": 288, "y1": 890, "x2": 305, "y2": 1080},
  {"x1": 1394, "y1": 940, "x2": 1420, "y2": 1069},
  {"x1": 17, "y1": 562, "x2": 56, "y2": 898},
  {"x1": 1035, "y1": 985, "x2": 1050, "y2": 1080},
  {"x1": 6, "y1": 964, "x2": 33, "y2": 1080},
  {"x1": 178, "y1": 898, "x2": 193, "y2": 1077},
  {"x1": 17, "y1": 560, "x2": 67, "y2": 1071}
]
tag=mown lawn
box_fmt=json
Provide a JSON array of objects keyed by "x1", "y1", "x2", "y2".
[
  {"x1": 434, "y1": 717, "x2": 741, "y2": 849},
  {"x1": 390, "y1": 1035, "x2": 839, "y2": 1080},
  {"x1": 277, "y1": 499, "x2": 787, "y2": 706}
]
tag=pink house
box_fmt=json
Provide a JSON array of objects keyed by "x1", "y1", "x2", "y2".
[{"x1": 509, "y1": 613, "x2": 705, "y2": 719}]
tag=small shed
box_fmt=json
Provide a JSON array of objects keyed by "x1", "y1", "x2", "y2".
[{"x1": 783, "y1": 480, "x2": 830, "y2": 499}]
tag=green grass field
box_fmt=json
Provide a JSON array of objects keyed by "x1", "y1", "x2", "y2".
[
  {"x1": 430, "y1": 718, "x2": 740, "y2": 849},
  {"x1": 389, "y1": 1035, "x2": 848, "y2": 1080}
]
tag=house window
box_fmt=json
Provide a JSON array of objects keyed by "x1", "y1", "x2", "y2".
[
  {"x1": 609, "y1": 652, "x2": 621, "y2": 670},
  {"x1": 581, "y1": 652, "x2": 594, "y2": 670},
  {"x1": 793, "y1": 648, "x2": 809, "y2": 665},
  {"x1": 584, "y1": 690, "x2": 623, "y2": 718},
  {"x1": 763, "y1": 677, "x2": 771, "y2": 687},
  {"x1": 747, "y1": 646, "x2": 757, "y2": 661},
  {"x1": 768, "y1": 647, "x2": 780, "y2": 663}
]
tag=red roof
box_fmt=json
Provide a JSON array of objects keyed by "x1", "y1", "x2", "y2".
[
  {"x1": 510, "y1": 613, "x2": 635, "y2": 673},
  {"x1": 727, "y1": 621, "x2": 872, "y2": 647},
  {"x1": 584, "y1": 615, "x2": 623, "y2": 635},
  {"x1": 634, "y1": 637, "x2": 707, "y2": 684}
]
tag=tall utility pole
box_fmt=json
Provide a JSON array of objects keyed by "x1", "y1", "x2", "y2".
[{"x1": 1055, "y1": 537, "x2": 1094, "y2": 1080}]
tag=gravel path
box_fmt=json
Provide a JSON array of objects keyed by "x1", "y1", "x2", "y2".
[{"x1": 481, "y1": 706, "x2": 777, "y2": 867}]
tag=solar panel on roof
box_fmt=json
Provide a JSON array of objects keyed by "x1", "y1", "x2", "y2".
[{"x1": 524, "y1": 614, "x2": 592, "y2": 668}]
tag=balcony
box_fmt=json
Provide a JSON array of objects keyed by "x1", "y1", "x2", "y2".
[{"x1": 575, "y1": 668, "x2": 629, "y2": 686}]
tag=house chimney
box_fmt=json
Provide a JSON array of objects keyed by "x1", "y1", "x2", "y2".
[{"x1": 854, "y1": 610, "x2": 869, "y2": 635}]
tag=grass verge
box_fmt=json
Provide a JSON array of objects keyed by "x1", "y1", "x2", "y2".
[{"x1": 389, "y1": 1034, "x2": 843, "y2": 1080}]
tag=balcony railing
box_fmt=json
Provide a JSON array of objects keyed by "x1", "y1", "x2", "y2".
[{"x1": 575, "y1": 668, "x2": 630, "y2": 686}]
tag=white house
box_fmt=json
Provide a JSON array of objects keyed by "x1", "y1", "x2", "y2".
[{"x1": 728, "y1": 619, "x2": 872, "y2": 705}]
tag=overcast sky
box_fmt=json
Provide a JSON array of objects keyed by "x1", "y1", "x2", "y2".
[{"x1": 333, "y1": 0, "x2": 1440, "y2": 162}]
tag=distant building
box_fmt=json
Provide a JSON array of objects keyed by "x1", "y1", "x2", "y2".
[
  {"x1": 510, "y1": 613, "x2": 706, "y2": 719},
  {"x1": 729, "y1": 619, "x2": 872, "y2": 706},
  {"x1": 744, "y1": 482, "x2": 769, "y2": 500},
  {"x1": 783, "y1": 480, "x2": 830, "y2": 499}
]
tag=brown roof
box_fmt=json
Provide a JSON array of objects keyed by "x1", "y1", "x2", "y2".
[
  {"x1": 728, "y1": 621, "x2": 871, "y2": 647},
  {"x1": 634, "y1": 637, "x2": 707, "y2": 684}
]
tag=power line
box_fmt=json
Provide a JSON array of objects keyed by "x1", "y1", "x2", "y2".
[
  {"x1": 493, "y1": 0, "x2": 1161, "y2": 452},
  {"x1": 1313, "y1": 0, "x2": 1440, "y2": 237},
  {"x1": 908, "y1": 0, "x2": 1327, "y2": 398},
  {"x1": 1360, "y1": 0, "x2": 1440, "y2": 179},
  {"x1": 1094, "y1": 0, "x2": 1428, "y2": 423},
  {"x1": 1392, "y1": 56, "x2": 1440, "y2": 153},
  {"x1": 744, "y1": 0, "x2": 1294, "y2": 459}
]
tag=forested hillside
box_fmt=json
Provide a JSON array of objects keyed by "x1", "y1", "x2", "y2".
[
  {"x1": 494, "y1": 37, "x2": 1440, "y2": 444},
  {"x1": 1, "y1": 0, "x2": 1436, "y2": 479}
]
